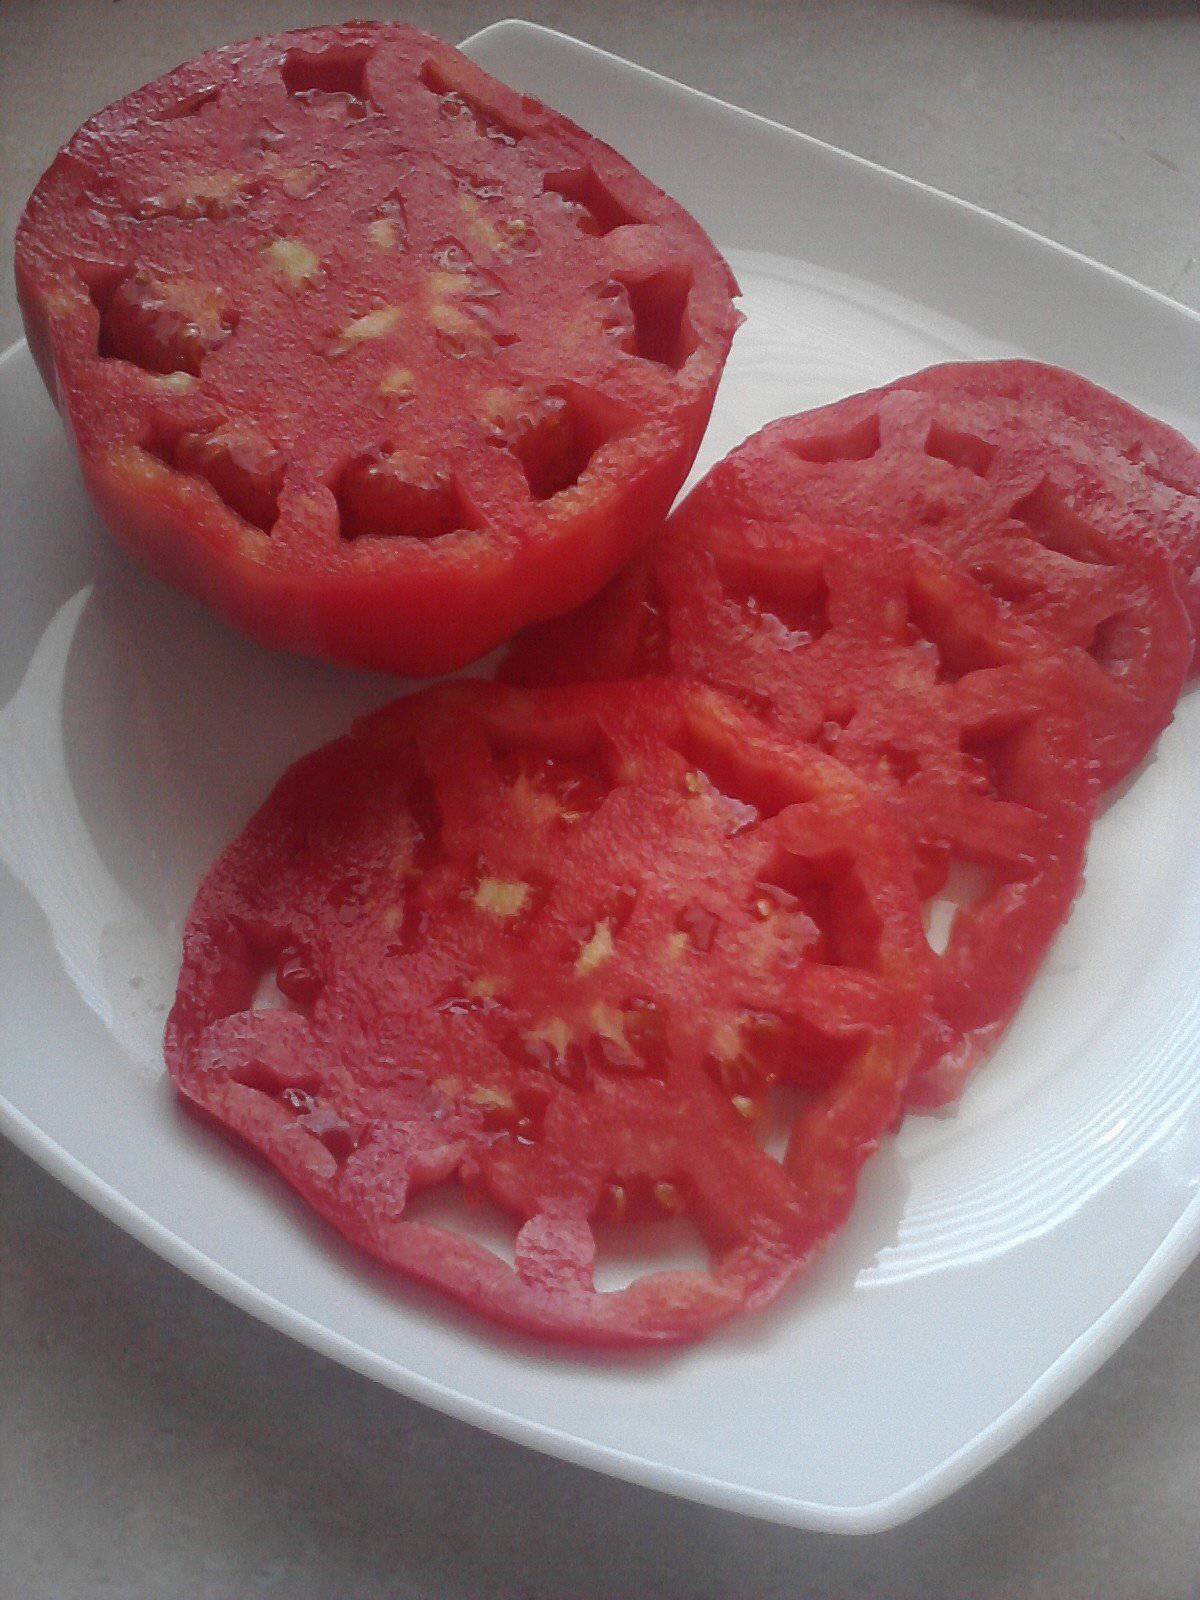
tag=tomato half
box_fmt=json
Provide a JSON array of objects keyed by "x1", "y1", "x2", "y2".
[
  {"x1": 505, "y1": 417, "x2": 1102, "y2": 1104},
  {"x1": 166, "y1": 679, "x2": 928, "y2": 1346},
  {"x1": 16, "y1": 23, "x2": 739, "y2": 675}
]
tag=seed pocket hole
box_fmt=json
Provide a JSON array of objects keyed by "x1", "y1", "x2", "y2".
[
  {"x1": 97, "y1": 270, "x2": 236, "y2": 376},
  {"x1": 1088, "y1": 609, "x2": 1138, "y2": 677},
  {"x1": 879, "y1": 742, "x2": 921, "y2": 786},
  {"x1": 970, "y1": 559, "x2": 1038, "y2": 608},
  {"x1": 151, "y1": 424, "x2": 283, "y2": 532},
  {"x1": 789, "y1": 412, "x2": 881, "y2": 464},
  {"x1": 281, "y1": 44, "x2": 372, "y2": 106},
  {"x1": 252, "y1": 970, "x2": 290, "y2": 1012},
  {"x1": 336, "y1": 451, "x2": 476, "y2": 541},
  {"x1": 229, "y1": 1055, "x2": 319, "y2": 1099},
  {"x1": 619, "y1": 270, "x2": 695, "y2": 370},
  {"x1": 402, "y1": 1181, "x2": 519, "y2": 1268},
  {"x1": 591, "y1": 1190, "x2": 709, "y2": 1291},
  {"x1": 721, "y1": 566, "x2": 829, "y2": 651},
  {"x1": 419, "y1": 61, "x2": 524, "y2": 145},
  {"x1": 960, "y1": 725, "x2": 1017, "y2": 802},
  {"x1": 905, "y1": 574, "x2": 1010, "y2": 681},
  {"x1": 753, "y1": 1080, "x2": 818, "y2": 1163},
  {"x1": 924, "y1": 419, "x2": 996, "y2": 478},
  {"x1": 760, "y1": 851, "x2": 882, "y2": 969},
  {"x1": 1010, "y1": 480, "x2": 1113, "y2": 566},
  {"x1": 542, "y1": 166, "x2": 640, "y2": 235},
  {"x1": 487, "y1": 388, "x2": 607, "y2": 501},
  {"x1": 922, "y1": 859, "x2": 994, "y2": 955}
]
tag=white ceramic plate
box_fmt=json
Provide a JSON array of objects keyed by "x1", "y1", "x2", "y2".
[{"x1": 2, "y1": 20, "x2": 1198, "y2": 1535}]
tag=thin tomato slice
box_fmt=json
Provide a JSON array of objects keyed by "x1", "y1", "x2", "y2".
[
  {"x1": 16, "y1": 23, "x2": 739, "y2": 675},
  {"x1": 505, "y1": 413, "x2": 1104, "y2": 1104},
  {"x1": 166, "y1": 679, "x2": 929, "y2": 1346},
  {"x1": 887, "y1": 360, "x2": 1200, "y2": 659},
  {"x1": 743, "y1": 381, "x2": 1192, "y2": 785}
]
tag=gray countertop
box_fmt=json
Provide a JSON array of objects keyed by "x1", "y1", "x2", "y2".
[{"x1": 2, "y1": 3, "x2": 1198, "y2": 1596}]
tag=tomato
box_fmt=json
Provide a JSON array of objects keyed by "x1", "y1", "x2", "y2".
[
  {"x1": 889, "y1": 360, "x2": 1200, "y2": 660},
  {"x1": 707, "y1": 385, "x2": 1191, "y2": 788},
  {"x1": 15, "y1": 23, "x2": 739, "y2": 676},
  {"x1": 507, "y1": 372, "x2": 1193, "y2": 788},
  {"x1": 166, "y1": 678, "x2": 929, "y2": 1346},
  {"x1": 505, "y1": 417, "x2": 1102, "y2": 1104}
]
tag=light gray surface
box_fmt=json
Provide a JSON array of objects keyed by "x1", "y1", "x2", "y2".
[{"x1": 2, "y1": 2, "x2": 1199, "y2": 1596}]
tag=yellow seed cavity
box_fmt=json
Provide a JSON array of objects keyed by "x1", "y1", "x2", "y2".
[
  {"x1": 710, "y1": 1018, "x2": 742, "y2": 1063},
  {"x1": 333, "y1": 305, "x2": 404, "y2": 353},
  {"x1": 458, "y1": 192, "x2": 507, "y2": 255},
  {"x1": 145, "y1": 170, "x2": 245, "y2": 218},
  {"x1": 427, "y1": 269, "x2": 474, "y2": 299},
  {"x1": 279, "y1": 162, "x2": 325, "y2": 199},
  {"x1": 589, "y1": 1002, "x2": 633, "y2": 1060},
  {"x1": 153, "y1": 371, "x2": 196, "y2": 394},
  {"x1": 605, "y1": 1183, "x2": 627, "y2": 1220},
  {"x1": 434, "y1": 1075, "x2": 461, "y2": 1098},
  {"x1": 468, "y1": 1086, "x2": 515, "y2": 1111},
  {"x1": 265, "y1": 237, "x2": 323, "y2": 288},
  {"x1": 379, "y1": 366, "x2": 416, "y2": 401},
  {"x1": 367, "y1": 219, "x2": 398, "y2": 248},
  {"x1": 524, "y1": 1017, "x2": 572, "y2": 1058},
  {"x1": 731, "y1": 1095, "x2": 758, "y2": 1121},
  {"x1": 479, "y1": 385, "x2": 518, "y2": 430},
  {"x1": 574, "y1": 920, "x2": 614, "y2": 976},
  {"x1": 473, "y1": 877, "x2": 531, "y2": 917},
  {"x1": 665, "y1": 931, "x2": 690, "y2": 962},
  {"x1": 507, "y1": 769, "x2": 561, "y2": 825},
  {"x1": 430, "y1": 301, "x2": 474, "y2": 334},
  {"x1": 654, "y1": 1181, "x2": 683, "y2": 1214},
  {"x1": 429, "y1": 300, "x2": 494, "y2": 355},
  {"x1": 683, "y1": 770, "x2": 703, "y2": 795}
]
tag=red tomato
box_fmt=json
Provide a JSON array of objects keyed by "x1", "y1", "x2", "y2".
[
  {"x1": 889, "y1": 360, "x2": 1200, "y2": 660},
  {"x1": 505, "y1": 407, "x2": 1108, "y2": 1104},
  {"x1": 15, "y1": 23, "x2": 739, "y2": 675},
  {"x1": 166, "y1": 679, "x2": 929, "y2": 1346}
]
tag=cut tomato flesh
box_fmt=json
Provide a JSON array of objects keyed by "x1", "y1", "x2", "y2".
[
  {"x1": 887, "y1": 360, "x2": 1200, "y2": 660},
  {"x1": 709, "y1": 384, "x2": 1192, "y2": 788},
  {"x1": 166, "y1": 679, "x2": 929, "y2": 1345},
  {"x1": 16, "y1": 22, "x2": 740, "y2": 675},
  {"x1": 504, "y1": 392, "x2": 1115, "y2": 1103}
]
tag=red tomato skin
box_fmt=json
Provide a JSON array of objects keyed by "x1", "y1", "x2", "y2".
[{"x1": 16, "y1": 23, "x2": 740, "y2": 676}]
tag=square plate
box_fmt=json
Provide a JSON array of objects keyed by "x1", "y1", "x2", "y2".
[{"x1": 2, "y1": 20, "x2": 1198, "y2": 1534}]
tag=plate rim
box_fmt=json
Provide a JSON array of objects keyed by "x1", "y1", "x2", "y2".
[{"x1": 2, "y1": 17, "x2": 1199, "y2": 1536}]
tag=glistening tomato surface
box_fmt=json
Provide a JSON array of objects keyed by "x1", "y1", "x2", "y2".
[
  {"x1": 15, "y1": 22, "x2": 740, "y2": 676},
  {"x1": 712, "y1": 386, "x2": 1191, "y2": 789},
  {"x1": 889, "y1": 361, "x2": 1200, "y2": 659},
  {"x1": 166, "y1": 679, "x2": 929, "y2": 1346},
  {"x1": 504, "y1": 426, "x2": 1099, "y2": 1104}
]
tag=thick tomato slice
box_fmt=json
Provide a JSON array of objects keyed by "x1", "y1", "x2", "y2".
[
  {"x1": 505, "y1": 428, "x2": 1100, "y2": 1105},
  {"x1": 15, "y1": 23, "x2": 739, "y2": 676},
  {"x1": 166, "y1": 679, "x2": 930, "y2": 1347},
  {"x1": 888, "y1": 360, "x2": 1200, "y2": 659}
]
